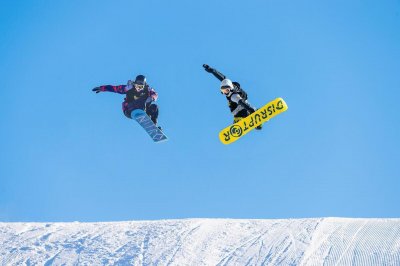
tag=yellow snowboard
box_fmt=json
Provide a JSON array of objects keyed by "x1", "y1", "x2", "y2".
[{"x1": 219, "y1": 97, "x2": 288, "y2": 145}]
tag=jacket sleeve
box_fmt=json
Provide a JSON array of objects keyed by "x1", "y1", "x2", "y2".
[
  {"x1": 238, "y1": 99, "x2": 256, "y2": 113},
  {"x1": 204, "y1": 65, "x2": 226, "y2": 81},
  {"x1": 231, "y1": 93, "x2": 256, "y2": 113},
  {"x1": 99, "y1": 85, "x2": 127, "y2": 94},
  {"x1": 210, "y1": 68, "x2": 226, "y2": 81}
]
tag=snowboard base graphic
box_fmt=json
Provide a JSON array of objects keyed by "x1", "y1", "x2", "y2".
[{"x1": 132, "y1": 109, "x2": 168, "y2": 143}]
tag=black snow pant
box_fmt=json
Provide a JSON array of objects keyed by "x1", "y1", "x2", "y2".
[
  {"x1": 146, "y1": 103, "x2": 159, "y2": 124},
  {"x1": 233, "y1": 108, "x2": 262, "y2": 130},
  {"x1": 233, "y1": 109, "x2": 251, "y2": 123}
]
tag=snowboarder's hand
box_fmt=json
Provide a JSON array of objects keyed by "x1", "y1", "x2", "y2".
[
  {"x1": 203, "y1": 64, "x2": 213, "y2": 73},
  {"x1": 149, "y1": 89, "x2": 158, "y2": 101},
  {"x1": 92, "y1": 87, "x2": 102, "y2": 93}
]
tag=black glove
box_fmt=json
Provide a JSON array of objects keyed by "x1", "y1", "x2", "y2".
[
  {"x1": 92, "y1": 87, "x2": 101, "y2": 93},
  {"x1": 203, "y1": 64, "x2": 213, "y2": 73}
]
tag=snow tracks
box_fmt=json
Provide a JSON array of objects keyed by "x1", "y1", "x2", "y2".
[{"x1": 0, "y1": 218, "x2": 400, "y2": 265}]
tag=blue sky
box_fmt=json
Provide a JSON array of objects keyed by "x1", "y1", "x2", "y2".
[{"x1": 1, "y1": 0, "x2": 399, "y2": 222}]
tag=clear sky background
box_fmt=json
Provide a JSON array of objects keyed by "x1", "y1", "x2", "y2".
[{"x1": 1, "y1": 0, "x2": 399, "y2": 222}]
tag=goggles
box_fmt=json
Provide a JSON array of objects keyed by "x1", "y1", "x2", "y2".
[
  {"x1": 220, "y1": 86, "x2": 231, "y2": 94},
  {"x1": 135, "y1": 84, "x2": 145, "y2": 91}
]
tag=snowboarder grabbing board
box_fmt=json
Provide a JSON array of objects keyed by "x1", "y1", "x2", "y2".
[
  {"x1": 203, "y1": 64, "x2": 287, "y2": 144},
  {"x1": 203, "y1": 64, "x2": 261, "y2": 128},
  {"x1": 92, "y1": 75, "x2": 167, "y2": 142}
]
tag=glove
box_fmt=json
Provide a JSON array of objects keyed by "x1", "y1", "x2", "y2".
[
  {"x1": 203, "y1": 64, "x2": 213, "y2": 73},
  {"x1": 150, "y1": 93, "x2": 158, "y2": 101},
  {"x1": 92, "y1": 87, "x2": 102, "y2": 93},
  {"x1": 149, "y1": 89, "x2": 158, "y2": 101}
]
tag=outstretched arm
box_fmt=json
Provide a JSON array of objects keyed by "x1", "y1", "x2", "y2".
[
  {"x1": 92, "y1": 85, "x2": 127, "y2": 94},
  {"x1": 203, "y1": 64, "x2": 226, "y2": 81},
  {"x1": 203, "y1": 64, "x2": 243, "y2": 91}
]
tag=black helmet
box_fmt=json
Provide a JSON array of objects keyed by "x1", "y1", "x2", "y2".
[{"x1": 134, "y1": 75, "x2": 146, "y2": 85}]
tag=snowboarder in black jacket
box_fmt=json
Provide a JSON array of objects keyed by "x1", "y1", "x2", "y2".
[
  {"x1": 203, "y1": 64, "x2": 261, "y2": 129},
  {"x1": 92, "y1": 75, "x2": 160, "y2": 126}
]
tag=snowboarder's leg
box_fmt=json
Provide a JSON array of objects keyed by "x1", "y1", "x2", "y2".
[
  {"x1": 233, "y1": 109, "x2": 249, "y2": 123},
  {"x1": 243, "y1": 103, "x2": 262, "y2": 129},
  {"x1": 235, "y1": 110, "x2": 262, "y2": 130},
  {"x1": 146, "y1": 103, "x2": 159, "y2": 125}
]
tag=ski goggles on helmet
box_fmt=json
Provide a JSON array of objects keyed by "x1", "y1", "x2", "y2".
[
  {"x1": 135, "y1": 84, "x2": 145, "y2": 91},
  {"x1": 220, "y1": 86, "x2": 231, "y2": 94}
]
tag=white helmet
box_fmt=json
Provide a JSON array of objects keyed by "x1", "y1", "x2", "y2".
[{"x1": 220, "y1": 79, "x2": 234, "y2": 90}]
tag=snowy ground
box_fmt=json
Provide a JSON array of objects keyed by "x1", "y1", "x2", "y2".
[{"x1": 1, "y1": 218, "x2": 400, "y2": 265}]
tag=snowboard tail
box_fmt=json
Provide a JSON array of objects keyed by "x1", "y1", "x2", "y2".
[
  {"x1": 219, "y1": 97, "x2": 288, "y2": 145},
  {"x1": 132, "y1": 109, "x2": 168, "y2": 143}
]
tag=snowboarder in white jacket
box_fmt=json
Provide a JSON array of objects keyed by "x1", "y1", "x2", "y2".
[{"x1": 203, "y1": 64, "x2": 261, "y2": 129}]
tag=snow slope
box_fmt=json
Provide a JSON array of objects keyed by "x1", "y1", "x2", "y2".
[{"x1": 1, "y1": 218, "x2": 400, "y2": 265}]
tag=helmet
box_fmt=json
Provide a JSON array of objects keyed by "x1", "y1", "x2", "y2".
[
  {"x1": 134, "y1": 75, "x2": 146, "y2": 85},
  {"x1": 220, "y1": 79, "x2": 234, "y2": 94},
  {"x1": 220, "y1": 79, "x2": 234, "y2": 90}
]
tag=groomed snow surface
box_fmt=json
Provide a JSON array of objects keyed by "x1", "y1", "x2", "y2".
[{"x1": 1, "y1": 218, "x2": 400, "y2": 265}]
